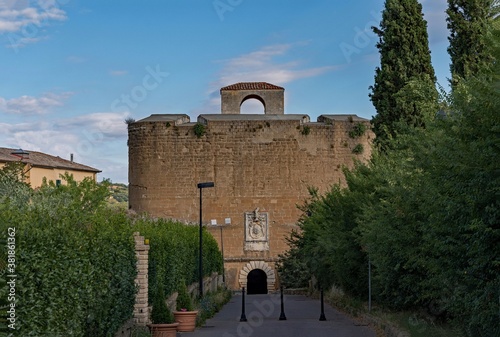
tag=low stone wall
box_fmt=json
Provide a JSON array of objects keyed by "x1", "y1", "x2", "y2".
[{"x1": 166, "y1": 272, "x2": 224, "y2": 311}]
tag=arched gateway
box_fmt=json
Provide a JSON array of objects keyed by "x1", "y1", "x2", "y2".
[{"x1": 238, "y1": 261, "x2": 276, "y2": 293}]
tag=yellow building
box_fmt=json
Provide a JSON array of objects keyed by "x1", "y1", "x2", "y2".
[{"x1": 0, "y1": 147, "x2": 100, "y2": 188}]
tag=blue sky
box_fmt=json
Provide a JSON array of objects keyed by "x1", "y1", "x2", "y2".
[{"x1": 0, "y1": 0, "x2": 449, "y2": 183}]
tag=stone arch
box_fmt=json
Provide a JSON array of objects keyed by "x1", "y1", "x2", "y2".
[
  {"x1": 238, "y1": 261, "x2": 276, "y2": 292},
  {"x1": 240, "y1": 94, "x2": 266, "y2": 110},
  {"x1": 220, "y1": 82, "x2": 284, "y2": 115}
]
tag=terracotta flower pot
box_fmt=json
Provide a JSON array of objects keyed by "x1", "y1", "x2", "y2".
[
  {"x1": 147, "y1": 322, "x2": 179, "y2": 337},
  {"x1": 173, "y1": 310, "x2": 198, "y2": 332}
]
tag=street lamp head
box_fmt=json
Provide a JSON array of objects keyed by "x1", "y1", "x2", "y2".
[{"x1": 197, "y1": 182, "x2": 214, "y2": 189}]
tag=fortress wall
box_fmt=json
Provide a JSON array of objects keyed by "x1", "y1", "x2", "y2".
[{"x1": 128, "y1": 115, "x2": 373, "y2": 290}]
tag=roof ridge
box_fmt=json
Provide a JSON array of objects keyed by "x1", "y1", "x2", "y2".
[
  {"x1": 220, "y1": 82, "x2": 284, "y2": 91},
  {"x1": 0, "y1": 147, "x2": 100, "y2": 172}
]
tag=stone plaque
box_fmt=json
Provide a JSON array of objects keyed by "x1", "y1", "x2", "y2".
[{"x1": 244, "y1": 208, "x2": 269, "y2": 251}]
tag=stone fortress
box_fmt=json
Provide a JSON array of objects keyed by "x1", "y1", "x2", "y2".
[{"x1": 128, "y1": 82, "x2": 373, "y2": 293}]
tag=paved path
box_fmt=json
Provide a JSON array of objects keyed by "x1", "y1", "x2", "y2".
[{"x1": 185, "y1": 293, "x2": 376, "y2": 337}]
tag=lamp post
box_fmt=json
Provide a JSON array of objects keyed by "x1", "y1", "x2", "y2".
[{"x1": 197, "y1": 182, "x2": 214, "y2": 299}]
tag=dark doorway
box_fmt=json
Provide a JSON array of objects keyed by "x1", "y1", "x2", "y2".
[{"x1": 247, "y1": 269, "x2": 268, "y2": 294}]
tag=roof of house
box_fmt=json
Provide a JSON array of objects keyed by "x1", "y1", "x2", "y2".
[
  {"x1": 220, "y1": 82, "x2": 285, "y2": 91},
  {"x1": 0, "y1": 147, "x2": 101, "y2": 173}
]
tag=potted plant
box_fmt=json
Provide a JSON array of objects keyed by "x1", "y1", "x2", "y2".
[
  {"x1": 148, "y1": 283, "x2": 179, "y2": 337},
  {"x1": 173, "y1": 281, "x2": 198, "y2": 332}
]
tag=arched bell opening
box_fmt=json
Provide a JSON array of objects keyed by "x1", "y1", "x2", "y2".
[{"x1": 240, "y1": 94, "x2": 266, "y2": 114}]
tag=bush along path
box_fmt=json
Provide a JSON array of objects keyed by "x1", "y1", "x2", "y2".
[{"x1": 0, "y1": 168, "x2": 225, "y2": 336}]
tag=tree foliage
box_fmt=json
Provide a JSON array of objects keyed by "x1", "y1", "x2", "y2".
[
  {"x1": 447, "y1": 0, "x2": 494, "y2": 84},
  {"x1": 151, "y1": 282, "x2": 174, "y2": 324},
  {"x1": 370, "y1": 0, "x2": 438, "y2": 149},
  {"x1": 276, "y1": 229, "x2": 310, "y2": 289},
  {"x1": 279, "y1": 18, "x2": 500, "y2": 337},
  {"x1": 176, "y1": 280, "x2": 194, "y2": 311}
]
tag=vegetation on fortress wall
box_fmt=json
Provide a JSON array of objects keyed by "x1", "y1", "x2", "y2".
[
  {"x1": 278, "y1": 15, "x2": 500, "y2": 337},
  {"x1": 0, "y1": 168, "x2": 223, "y2": 336}
]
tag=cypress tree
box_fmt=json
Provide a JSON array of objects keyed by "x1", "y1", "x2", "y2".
[
  {"x1": 447, "y1": 0, "x2": 494, "y2": 84},
  {"x1": 369, "y1": 0, "x2": 437, "y2": 149}
]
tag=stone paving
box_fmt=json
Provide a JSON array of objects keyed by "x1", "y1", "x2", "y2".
[{"x1": 184, "y1": 293, "x2": 376, "y2": 337}]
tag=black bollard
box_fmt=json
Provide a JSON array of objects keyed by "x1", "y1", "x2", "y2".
[
  {"x1": 319, "y1": 288, "x2": 326, "y2": 321},
  {"x1": 240, "y1": 287, "x2": 247, "y2": 322},
  {"x1": 279, "y1": 285, "x2": 287, "y2": 320}
]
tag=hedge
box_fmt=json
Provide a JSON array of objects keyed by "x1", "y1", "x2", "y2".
[
  {"x1": 0, "y1": 173, "x2": 137, "y2": 337},
  {"x1": 0, "y1": 168, "x2": 224, "y2": 336},
  {"x1": 133, "y1": 218, "x2": 223, "y2": 299}
]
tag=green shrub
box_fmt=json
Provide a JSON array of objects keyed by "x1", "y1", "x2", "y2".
[
  {"x1": 352, "y1": 144, "x2": 364, "y2": 154},
  {"x1": 193, "y1": 123, "x2": 206, "y2": 138},
  {"x1": 348, "y1": 122, "x2": 367, "y2": 138},
  {"x1": 0, "y1": 172, "x2": 137, "y2": 336},
  {"x1": 151, "y1": 283, "x2": 174, "y2": 324},
  {"x1": 276, "y1": 230, "x2": 311, "y2": 288},
  {"x1": 176, "y1": 281, "x2": 194, "y2": 311}
]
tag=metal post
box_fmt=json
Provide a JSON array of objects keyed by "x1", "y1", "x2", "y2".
[
  {"x1": 279, "y1": 286, "x2": 287, "y2": 320},
  {"x1": 220, "y1": 226, "x2": 225, "y2": 283},
  {"x1": 319, "y1": 288, "x2": 326, "y2": 321},
  {"x1": 199, "y1": 187, "x2": 203, "y2": 299},
  {"x1": 240, "y1": 287, "x2": 247, "y2": 322},
  {"x1": 197, "y1": 182, "x2": 214, "y2": 299},
  {"x1": 368, "y1": 256, "x2": 372, "y2": 312}
]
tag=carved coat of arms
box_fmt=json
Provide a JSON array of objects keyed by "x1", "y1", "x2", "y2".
[{"x1": 244, "y1": 208, "x2": 269, "y2": 251}]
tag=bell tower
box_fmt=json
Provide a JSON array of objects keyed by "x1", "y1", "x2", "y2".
[{"x1": 220, "y1": 82, "x2": 285, "y2": 115}]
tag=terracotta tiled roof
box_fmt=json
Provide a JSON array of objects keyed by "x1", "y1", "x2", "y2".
[
  {"x1": 0, "y1": 147, "x2": 101, "y2": 173},
  {"x1": 220, "y1": 82, "x2": 284, "y2": 91}
]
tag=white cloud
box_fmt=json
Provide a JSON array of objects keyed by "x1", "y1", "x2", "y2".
[
  {"x1": 1, "y1": 0, "x2": 67, "y2": 49},
  {"x1": 0, "y1": 92, "x2": 72, "y2": 115},
  {"x1": 55, "y1": 112, "x2": 130, "y2": 138},
  {"x1": 195, "y1": 43, "x2": 339, "y2": 114},
  {"x1": 210, "y1": 43, "x2": 338, "y2": 91},
  {"x1": 6, "y1": 129, "x2": 80, "y2": 155},
  {"x1": 0, "y1": 111, "x2": 130, "y2": 182},
  {"x1": 0, "y1": 0, "x2": 67, "y2": 33}
]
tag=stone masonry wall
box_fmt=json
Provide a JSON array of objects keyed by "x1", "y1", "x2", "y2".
[
  {"x1": 128, "y1": 114, "x2": 373, "y2": 290},
  {"x1": 133, "y1": 232, "x2": 150, "y2": 325}
]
